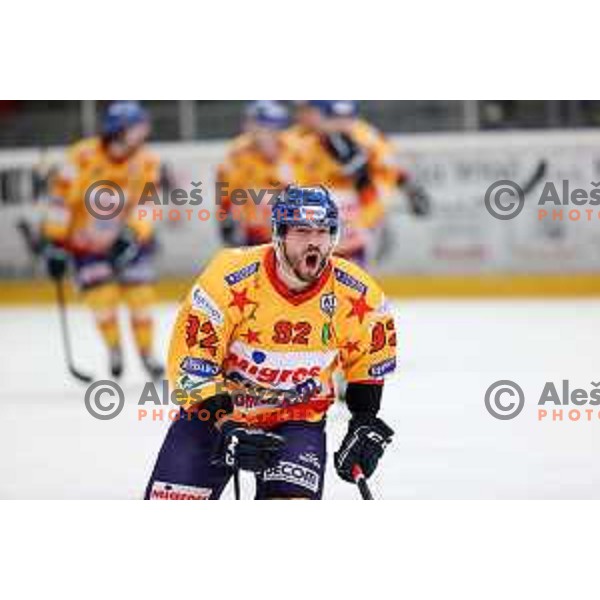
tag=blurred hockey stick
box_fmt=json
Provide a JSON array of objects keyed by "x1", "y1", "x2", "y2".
[
  {"x1": 352, "y1": 465, "x2": 374, "y2": 500},
  {"x1": 375, "y1": 158, "x2": 548, "y2": 262},
  {"x1": 389, "y1": 158, "x2": 548, "y2": 218},
  {"x1": 55, "y1": 278, "x2": 94, "y2": 383},
  {"x1": 16, "y1": 219, "x2": 44, "y2": 257},
  {"x1": 16, "y1": 220, "x2": 94, "y2": 382},
  {"x1": 520, "y1": 159, "x2": 547, "y2": 196}
]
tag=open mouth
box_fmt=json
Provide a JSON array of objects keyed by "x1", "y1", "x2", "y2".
[{"x1": 304, "y1": 251, "x2": 320, "y2": 270}]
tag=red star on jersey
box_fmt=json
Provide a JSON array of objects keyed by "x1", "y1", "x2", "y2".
[
  {"x1": 342, "y1": 340, "x2": 361, "y2": 355},
  {"x1": 241, "y1": 328, "x2": 261, "y2": 344},
  {"x1": 347, "y1": 294, "x2": 374, "y2": 324},
  {"x1": 228, "y1": 287, "x2": 256, "y2": 314}
]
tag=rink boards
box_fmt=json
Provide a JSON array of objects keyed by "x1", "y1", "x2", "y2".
[
  {"x1": 1, "y1": 273, "x2": 600, "y2": 305},
  {"x1": 1, "y1": 129, "x2": 600, "y2": 298}
]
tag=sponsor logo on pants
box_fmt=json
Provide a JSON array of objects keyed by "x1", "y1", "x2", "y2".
[
  {"x1": 150, "y1": 481, "x2": 212, "y2": 500},
  {"x1": 262, "y1": 461, "x2": 319, "y2": 493},
  {"x1": 298, "y1": 451, "x2": 321, "y2": 470}
]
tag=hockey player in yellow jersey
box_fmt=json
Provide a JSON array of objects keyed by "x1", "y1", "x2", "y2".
[
  {"x1": 285, "y1": 101, "x2": 323, "y2": 145},
  {"x1": 145, "y1": 185, "x2": 396, "y2": 500},
  {"x1": 216, "y1": 101, "x2": 305, "y2": 247},
  {"x1": 42, "y1": 101, "x2": 164, "y2": 380},
  {"x1": 290, "y1": 101, "x2": 430, "y2": 264}
]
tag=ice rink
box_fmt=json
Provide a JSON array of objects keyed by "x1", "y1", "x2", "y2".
[{"x1": 0, "y1": 299, "x2": 598, "y2": 499}]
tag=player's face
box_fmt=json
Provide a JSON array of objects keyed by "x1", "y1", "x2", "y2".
[
  {"x1": 124, "y1": 121, "x2": 150, "y2": 150},
  {"x1": 283, "y1": 226, "x2": 333, "y2": 283},
  {"x1": 251, "y1": 126, "x2": 280, "y2": 159},
  {"x1": 322, "y1": 116, "x2": 354, "y2": 134},
  {"x1": 296, "y1": 105, "x2": 322, "y2": 130},
  {"x1": 106, "y1": 137, "x2": 129, "y2": 161},
  {"x1": 106, "y1": 122, "x2": 149, "y2": 161}
]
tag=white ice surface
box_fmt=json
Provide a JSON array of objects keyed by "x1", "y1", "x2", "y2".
[{"x1": 0, "y1": 300, "x2": 598, "y2": 499}]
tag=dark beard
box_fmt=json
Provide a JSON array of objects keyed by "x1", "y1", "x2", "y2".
[{"x1": 285, "y1": 247, "x2": 326, "y2": 283}]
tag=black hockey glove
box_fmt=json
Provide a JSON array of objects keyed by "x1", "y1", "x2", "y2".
[
  {"x1": 109, "y1": 228, "x2": 140, "y2": 271},
  {"x1": 334, "y1": 415, "x2": 394, "y2": 483},
  {"x1": 44, "y1": 244, "x2": 69, "y2": 280},
  {"x1": 323, "y1": 132, "x2": 372, "y2": 192},
  {"x1": 219, "y1": 214, "x2": 238, "y2": 246},
  {"x1": 404, "y1": 182, "x2": 431, "y2": 217},
  {"x1": 219, "y1": 422, "x2": 285, "y2": 473}
]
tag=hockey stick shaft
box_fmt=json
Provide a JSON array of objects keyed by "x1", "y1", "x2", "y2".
[
  {"x1": 233, "y1": 466, "x2": 241, "y2": 500},
  {"x1": 352, "y1": 465, "x2": 374, "y2": 500},
  {"x1": 520, "y1": 159, "x2": 547, "y2": 196},
  {"x1": 55, "y1": 278, "x2": 93, "y2": 383}
]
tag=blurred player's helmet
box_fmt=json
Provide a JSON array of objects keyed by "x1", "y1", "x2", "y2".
[
  {"x1": 245, "y1": 101, "x2": 289, "y2": 130},
  {"x1": 308, "y1": 100, "x2": 359, "y2": 118},
  {"x1": 101, "y1": 101, "x2": 149, "y2": 136},
  {"x1": 271, "y1": 184, "x2": 340, "y2": 240}
]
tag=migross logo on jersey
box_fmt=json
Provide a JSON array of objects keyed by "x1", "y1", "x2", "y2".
[
  {"x1": 191, "y1": 285, "x2": 224, "y2": 325},
  {"x1": 180, "y1": 356, "x2": 221, "y2": 377},
  {"x1": 224, "y1": 262, "x2": 260, "y2": 286},
  {"x1": 226, "y1": 350, "x2": 322, "y2": 386},
  {"x1": 368, "y1": 357, "x2": 397, "y2": 378},
  {"x1": 334, "y1": 267, "x2": 367, "y2": 295}
]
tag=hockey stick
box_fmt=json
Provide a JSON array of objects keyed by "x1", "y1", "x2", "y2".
[
  {"x1": 388, "y1": 158, "x2": 548, "y2": 216},
  {"x1": 520, "y1": 159, "x2": 547, "y2": 196},
  {"x1": 233, "y1": 466, "x2": 241, "y2": 500},
  {"x1": 17, "y1": 221, "x2": 94, "y2": 382},
  {"x1": 352, "y1": 465, "x2": 374, "y2": 500},
  {"x1": 55, "y1": 278, "x2": 94, "y2": 383},
  {"x1": 16, "y1": 219, "x2": 44, "y2": 257}
]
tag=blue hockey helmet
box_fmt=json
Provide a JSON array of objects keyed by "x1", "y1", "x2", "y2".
[
  {"x1": 271, "y1": 184, "x2": 340, "y2": 240},
  {"x1": 101, "y1": 101, "x2": 149, "y2": 137},
  {"x1": 245, "y1": 101, "x2": 289, "y2": 130},
  {"x1": 307, "y1": 100, "x2": 359, "y2": 118}
]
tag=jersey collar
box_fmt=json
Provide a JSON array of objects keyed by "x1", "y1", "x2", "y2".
[{"x1": 264, "y1": 246, "x2": 332, "y2": 306}]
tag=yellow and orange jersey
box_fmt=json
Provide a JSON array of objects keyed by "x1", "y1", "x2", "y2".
[
  {"x1": 216, "y1": 134, "x2": 305, "y2": 243},
  {"x1": 43, "y1": 136, "x2": 160, "y2": 254},
  {"x1": 283, "y1": 124, "x2": 316, "y2": 148},
  {"x1": 294, "y1": 119, "x2": 403, "y2": 227},
  {"x1": 167, "y1": 244, "x2": 397, "y2": 429},
  {"x1": 349, "y1": 118, "x2": 410, "y2": 191},
  {"x1": 291, "y1": 124, "x2": 394, "y2": 260}
]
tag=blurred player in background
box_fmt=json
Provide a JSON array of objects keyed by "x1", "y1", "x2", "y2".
[
  {"x1": 145, "y1": 185, "x2": 395, "y2": 500},
  {"x1": 41, "y1": 101, "x2": 164, "y2": 380},
  {"x1": 216, "y1": 101, "x2": 304, "y2": 246},
  {"x1": 289, "y1": 100, "x2": 430, "y2": 265},
  {"x1": 285, "y1": 101, "x2": 323, "y2": 144}
]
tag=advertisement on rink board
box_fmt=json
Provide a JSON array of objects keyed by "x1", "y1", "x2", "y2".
[{"x1": 1, "y1": 129, "x2": 600, "y2": 277}]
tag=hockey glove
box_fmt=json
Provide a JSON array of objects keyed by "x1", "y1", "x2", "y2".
[
  {"x1": 404, "y1": 182, "x2": 431, "y2": 217},
  {"x1": 219, "y1": 214, "x2": 238, "y2": 246},
  {"x1": 334, "y1": 416, "x2": 394, "y2": 483},
  {"x1": 44, "y1": 244, "x2": 69, "y2": 280},
  {"x1": 109, "y1": 228, "x2": 140, "y2": 271},
  {"x1": 219, "y1": 422, "x2": 285, "y2": 473}
]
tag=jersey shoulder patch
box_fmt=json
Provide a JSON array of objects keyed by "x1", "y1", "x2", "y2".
[
  {"x1": 201, "y1": 246, "x2": 266, "y2": 288},
  {"x1": 331, "y1": 256, "x2": 385, "y2": 307}
]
